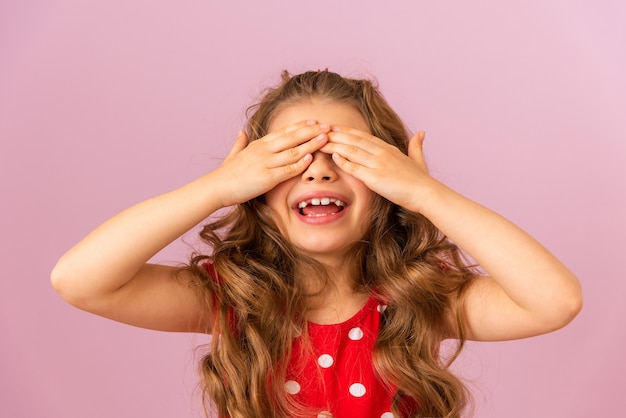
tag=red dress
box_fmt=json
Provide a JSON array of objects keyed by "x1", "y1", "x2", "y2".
[
  {"x1": 285, "y1": 295, "x2": 395, "y2": 418},
  {"x1": 205, "y1": 264, "x2": 409, "y2": 417}
]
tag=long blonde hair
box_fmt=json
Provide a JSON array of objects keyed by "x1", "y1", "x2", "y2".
[{"x1": 188, "y1": 70, "x2": 476, "y2": 417}]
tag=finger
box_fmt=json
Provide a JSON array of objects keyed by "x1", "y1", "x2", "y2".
[
  {"x1": 282, "y1": 119, "x2": 318, "y2": 134},
  {"x1": 262, "y1": 120, "x2": 327, "y2": 148},
  {"x1": 224, "y1": 130, "x2": 248, "y2": 161},
  {"x1": 331, "y1": 152, "x2": 361, "y2": 175},
  {"x1": 260, "y1": 120, "x2": 313, "y2": 143},
  {"x1": 330, "y1": 125, "x2": 375, "y2": 140},
  {"x1": 320, "y1": 141, "x2": 375, "y2": 169},
  {"x1": 324, "y1": 127, "x2": 385, "y2": 167},
  {"x1": 266, "y1": 127, "x2": 330, "y2": 156},
  {"x1": 327, "y1": 127, "x2": 383, "y2": 154},
  {"x1": 268, "y1": 132, "x2": 329, "y2": 168},
  {"x1": 274, "y1": 153, "x2": 313, "y2": 180}
]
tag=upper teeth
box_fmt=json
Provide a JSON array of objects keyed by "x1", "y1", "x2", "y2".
[{"x1": 298, "y1": 197, "x2": 345, "y2": 209}]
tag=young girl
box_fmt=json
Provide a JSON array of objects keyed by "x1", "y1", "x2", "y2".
[{"x1": 51, "y1": 70, "x2": 582, "y2": 418}]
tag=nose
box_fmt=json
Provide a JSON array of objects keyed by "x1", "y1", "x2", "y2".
[{"x1": 301, "y1": 151, "x2": 337, "y2": 183}]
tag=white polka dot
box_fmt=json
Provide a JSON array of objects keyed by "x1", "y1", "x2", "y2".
[
  {"x1": 349, "y1": 382, "x2": 367, "y2": 397},
  {"x1": 381, "y1": 413, "x2": 394, "y2": 418},
  {"x1": 348, "y1": 327, "x2": 364, "y2": 340},
  {"x1": 284, "y1": 380, "x2": 301, "y2": 395},
  {"x1": 317, "y1": 412, "x2": 334, "y2": 418},
  {"x1": 317, "y1": 353, "x2": 334, "y2": 368},
  {"x1": 377, "y1": 304, "x2": 387, "y2": 313}
]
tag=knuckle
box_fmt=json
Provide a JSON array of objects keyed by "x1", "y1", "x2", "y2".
[
  {"x1": 264, "y1": 141, "x2": 280, "y2": 153},
  {"x1": 286, "y1": 127, "x2": 302, "y2": 138},
  {"x1": 283, "y1": 162, "x2": 300, "y2": 176},
  {"x1": 286, "y1": 146, "x2": 300, "y2": 159},
  {"x1": 344, "y1": 161, "x2": 358, "y2": 173}
]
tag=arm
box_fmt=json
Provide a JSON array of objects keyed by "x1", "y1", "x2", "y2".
[
  {"x1": 323, "y1": 128, "x2": 583, "y2": 341},
  {"x1": 51, "y1": 122, "x2": 331, "y2": 333},
  {"x1": 416, "y1": 177, "x2": 582, "y2": 341},
  {"x1": 51, "y1": 172, "x2": 226, "y2": 333}
]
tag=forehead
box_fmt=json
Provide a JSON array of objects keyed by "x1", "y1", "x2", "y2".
[{"x1": 268, "y1": 99, "x2": 371, "y2": 133}]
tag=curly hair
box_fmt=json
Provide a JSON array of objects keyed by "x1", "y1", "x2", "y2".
[{"x1": 187, "y1": 70, "x2": 476, "y2": 417}]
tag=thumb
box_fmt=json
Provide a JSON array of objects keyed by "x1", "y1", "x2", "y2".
[
  {"x1": 408, "y1": 131, "x2": 428, "y2": 172},
  {"x1": 408, "y1": 130, "x2": 426, "y2": 159},
  {"x1": 225, "y1": 130, "x2": 248, "y2": 161}
]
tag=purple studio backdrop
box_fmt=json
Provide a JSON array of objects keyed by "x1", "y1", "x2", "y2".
[{"x1": 1, "y1": 1, "x2": 624, "y2": 417}]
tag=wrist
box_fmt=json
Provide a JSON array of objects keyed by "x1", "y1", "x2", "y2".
[
  {"x1": 180, "y1": 170, "x2": 232, "y2": 214},
  {"x1": 404, "y1": 176, "x2": 445, "y2": 215}
]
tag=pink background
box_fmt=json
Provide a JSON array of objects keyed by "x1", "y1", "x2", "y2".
[{"x1": 1, "y1": 1, "x2": 624, "y2": 417}]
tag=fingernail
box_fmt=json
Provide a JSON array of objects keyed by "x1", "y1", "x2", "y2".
[
  {"x1": 306, "y1": 120, "x2": 317, "y2": 125},
  {"x1": 331, "y1": 125, "x2": 341, "y2": 132},
  {"x1": 315, "y1": 133, "x2": 326, "y2": 141},
  {"x1": 319, "y1": 123, "x2": 330, "y2": 129}
]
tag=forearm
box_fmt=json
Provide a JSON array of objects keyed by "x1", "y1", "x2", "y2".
[
  {"x1": 51, "y1": 171, "x2": 225, "y2": 299},
  {"x1": 417, "y1": 178, "x2": 582, "y2": 318},
  {"x1": 52, "y1": 122, "x2": 330, "y2": 302},
  {"x1": 322, "y1": 127, "x2": 582, "y2": 338}
]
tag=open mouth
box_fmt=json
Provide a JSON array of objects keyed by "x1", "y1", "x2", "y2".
[{"x1": 296, "y1": 197, "x2": 346, "y2": 217}]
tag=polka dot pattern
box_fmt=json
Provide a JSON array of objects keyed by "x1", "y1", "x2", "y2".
[
  {"x1": 348, "y1": 326, "x2": 364, "y2": 340},
  {"x1": 349, "y1": 382, "x2": 367, "y2": 397},
  {"x1": 318, "y1": 353, "x2": 334, "y2": 368},
  {"x1": 283, "y1": 295, "x2": 406, "y2": 417},
  {"x1": 284, "y1": 380, "x2": 301, "y2": 395}
]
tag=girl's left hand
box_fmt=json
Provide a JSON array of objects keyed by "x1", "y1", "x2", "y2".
[
  {"x1": 324, "y1": 127, "x2": 583, "y2": 342},
  {"x1": 321, "y1": 126, "x2": 435, "y2": 213}
]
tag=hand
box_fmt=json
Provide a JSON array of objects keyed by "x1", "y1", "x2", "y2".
[
  {"x1": 321, "y1": 127, "x2": 434, "y2": 212},
  {"x1": 213, "y1": 121, "x2": 331, "y2": 207}
]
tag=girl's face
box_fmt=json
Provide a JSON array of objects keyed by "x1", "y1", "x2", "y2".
[{"x1": 264, "y1": 99, "x2": 375, "y2": 267}]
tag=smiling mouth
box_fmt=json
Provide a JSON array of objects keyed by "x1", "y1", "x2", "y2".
[{"x1": 297, "y1": 197, "x2": 346, "y2": 217}]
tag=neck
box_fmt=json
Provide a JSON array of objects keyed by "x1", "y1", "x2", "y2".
[
  {"x1": 297, "y1": 254, "x2": 356, "y2": 293},
  {"x1": 296, "y1": 257, "x2": 369, "y2": 325}
]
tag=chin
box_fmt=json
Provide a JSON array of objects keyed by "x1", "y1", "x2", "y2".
[{"x1": 293, "y1": 241, "x2": 356, "y2": 262}]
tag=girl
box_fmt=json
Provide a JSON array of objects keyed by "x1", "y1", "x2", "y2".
[{"x1": 51, "y1": 70, "x2": 582, "y2": 418}]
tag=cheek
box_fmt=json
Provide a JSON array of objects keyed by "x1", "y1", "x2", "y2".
[
  {"x1": 264, "y1": 181, "x2": 290, "y2": 210},
  {"x1": 353, "y1": 182, "x2": 375, "y2": 211},
  {"x1": 360, "y1": 191, "x2": 379, "y2": 229},
  {"x1": 263, "y1": 183, "x2": 292, "y2": 235}
]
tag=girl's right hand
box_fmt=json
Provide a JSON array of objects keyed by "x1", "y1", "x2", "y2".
[
  {"x1": 50, "y1": 121, "x2": 329, "y2": 333},
  {"x1": 212, "y1": 121, "x2": 331, "y2": 208}
]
